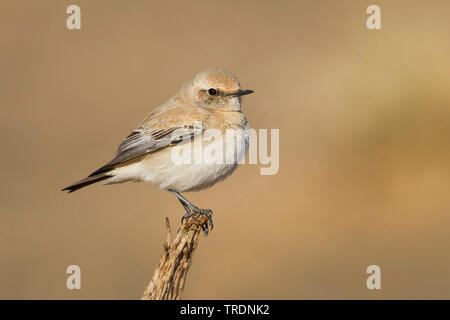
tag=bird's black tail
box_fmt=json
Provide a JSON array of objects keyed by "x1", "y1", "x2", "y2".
[{"x1": 62, "y1": 173, "x2": 110, "y2": 193}]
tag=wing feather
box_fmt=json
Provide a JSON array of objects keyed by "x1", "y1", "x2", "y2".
[{"x1": 88, "y1": 108, "x2": 208, "y2": 177}]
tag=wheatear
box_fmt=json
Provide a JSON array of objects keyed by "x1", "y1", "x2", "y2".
[{"x1": 62, "y1": 68, "x2": 253, "y2": 235}]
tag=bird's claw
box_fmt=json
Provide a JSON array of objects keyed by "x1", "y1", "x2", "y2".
[
  {"x1": 201, "y1": 210, "x2": 214, "y2": 236},
  {"x1": 181, "y1": 208, "x2": 213, "y2": 236}
]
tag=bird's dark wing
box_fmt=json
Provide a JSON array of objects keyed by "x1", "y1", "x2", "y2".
[
  {"x1": 62, "y1": 104, "x2": 212, "y2": 193},
  {"x1": 88, "y1": 124, "x2": 203, "y2": 177}
]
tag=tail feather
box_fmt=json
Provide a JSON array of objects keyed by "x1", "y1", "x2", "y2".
[{"x1": 62, "y1": 173, "x2": 111, "y2": 193}]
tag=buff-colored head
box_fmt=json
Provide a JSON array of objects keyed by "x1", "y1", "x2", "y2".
[{"x1": 180, "y1": 68, "x2": 253, "y2": 111}]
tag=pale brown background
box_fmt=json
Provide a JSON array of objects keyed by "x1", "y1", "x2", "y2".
[{"x1": 1, "y1": 0, "x2": 450, "y2": 299}]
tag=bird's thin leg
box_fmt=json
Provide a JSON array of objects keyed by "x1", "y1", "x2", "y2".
[
  {"x1": 169, "y1": 189, "x2": 214, "y2": 235},
  {"x1": 170, "y1": 190, "x2": 196, "y2": 221},
  {"x1": 177, "y1": 198, "x2": 192, "y2": 219}
]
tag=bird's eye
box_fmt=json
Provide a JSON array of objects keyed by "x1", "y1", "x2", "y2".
[{"x1": 208, "y1": 88, "x2": 217, "y2": 96}]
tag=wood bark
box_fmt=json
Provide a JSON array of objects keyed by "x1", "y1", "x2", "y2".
[{"x1": 141, "y1": 214, "x2": 209, "y2": 300}]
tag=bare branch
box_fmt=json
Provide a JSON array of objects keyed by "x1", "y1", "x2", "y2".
[{"x1": 141, "y1": 214, "x2": 209, "y2": 300}]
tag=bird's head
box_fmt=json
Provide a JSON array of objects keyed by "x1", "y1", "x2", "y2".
[{"x1": 181, "y1": 68, "x2": 253, "y2": 111}]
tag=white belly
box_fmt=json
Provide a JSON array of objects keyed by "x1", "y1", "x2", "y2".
[{"x1": 107, "y1": 129, "x2": 249, "y2": 192}]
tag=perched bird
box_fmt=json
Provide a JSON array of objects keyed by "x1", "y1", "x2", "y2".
[{"x1": 62, "y1": 68, "x2": 253, "y2": 235}]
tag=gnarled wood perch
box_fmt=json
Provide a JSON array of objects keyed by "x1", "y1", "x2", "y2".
[{"x1": 141, "y1": 214, "x2": 209, "y2": 300}]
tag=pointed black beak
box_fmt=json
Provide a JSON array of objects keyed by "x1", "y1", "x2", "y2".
[{"x1": 226, "y1": 89, "x2": 254, "y2": 97}]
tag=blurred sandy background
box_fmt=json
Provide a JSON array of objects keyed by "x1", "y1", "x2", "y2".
[{"x1": 1, "y1": 0, "x2": 450, "y2": 299}]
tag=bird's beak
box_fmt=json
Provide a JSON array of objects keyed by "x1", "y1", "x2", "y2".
[{"x1": 226, "y1": 89, "x2": 254, "y2": 97}]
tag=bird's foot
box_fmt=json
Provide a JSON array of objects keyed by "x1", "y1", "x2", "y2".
[{"x1": 181, "y1": 207, "x2": 213, "y2": 236}]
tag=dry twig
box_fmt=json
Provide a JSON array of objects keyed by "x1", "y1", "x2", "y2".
[{"x1": 141, "y1": 214, "x2": 209, "y2": 300}]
